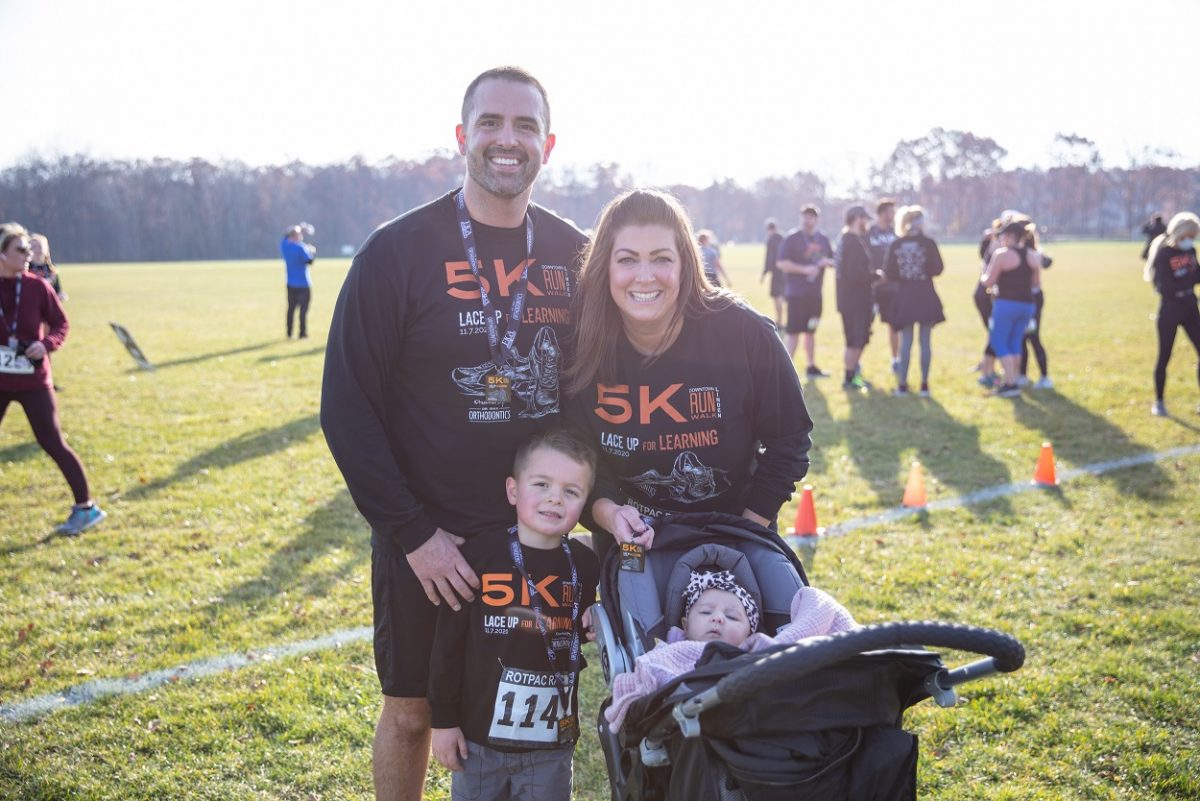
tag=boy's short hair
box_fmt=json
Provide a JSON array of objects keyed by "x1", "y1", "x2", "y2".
[{"x1": 512, "y1": 428, "x2": 597, "y2": 489}]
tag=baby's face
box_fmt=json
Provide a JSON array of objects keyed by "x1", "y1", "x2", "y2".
[{"x1": 683, "y1": 588, "x2": 751, "y2": 646}]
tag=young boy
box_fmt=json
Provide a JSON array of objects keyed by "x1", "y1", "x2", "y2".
[{"x1": 429, "y1": 429, "x2": 601, "y2": 801}]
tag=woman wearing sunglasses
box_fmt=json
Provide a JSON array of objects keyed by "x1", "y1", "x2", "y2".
[{"x1": 0, "y1": 222, "x2": 104, "y2": 536}]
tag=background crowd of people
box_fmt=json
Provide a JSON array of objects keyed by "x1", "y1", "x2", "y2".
[{"x1": 757, "y1": 199, "x2": 1067, "y2": 400}]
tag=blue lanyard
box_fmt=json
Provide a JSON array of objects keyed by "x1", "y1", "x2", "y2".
[
  {"x1": 1, "y1": 274, "x2": 22, "y2": 346},
  {"x1": 454, "y1": 190, "x2": 533, "y2": 370},
  {"x1": 507, "y1": 527, "x2": 580, "y2": 714}
]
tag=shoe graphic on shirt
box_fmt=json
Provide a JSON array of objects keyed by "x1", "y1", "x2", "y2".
[
  {"x1": 624, "y1": 451, "x2": 730, "y2": 504},
  {"x1": 451, "y1": 326, "x2": 561, "y2": 419}
]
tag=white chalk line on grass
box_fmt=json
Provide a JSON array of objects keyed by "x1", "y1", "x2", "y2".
[
  {"x1": 0, "y1": 627, "x2": 371, "y2": 724},
  {"x1": 792, "y1": 443, "x2": 1200, "y2": 541},
  {"x1": 3, "y1": 443, "x2": 1198, "y2": 725}
]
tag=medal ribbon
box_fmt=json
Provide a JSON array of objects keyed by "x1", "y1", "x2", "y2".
[
  {"x1": 507, "y1": 527, "x2": 580, "y2": 722},
  {"x1": 1, "y1": 274, "x2": 23, "y2": 348},
  {"x1": 454, "y1": 190, "x2": 534, "y2": 370}
]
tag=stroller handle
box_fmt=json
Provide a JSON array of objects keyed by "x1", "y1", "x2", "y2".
[{"x1": 702, "y1": 620, "x2": 1024, "y2": 714}]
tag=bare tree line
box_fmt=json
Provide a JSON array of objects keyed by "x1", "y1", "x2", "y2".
[{"x1": 0, "y1": 130, "x2": 1196, "y2": 262}]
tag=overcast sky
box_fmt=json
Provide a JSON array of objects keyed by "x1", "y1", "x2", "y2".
[{"x1": 3, "y1": 0, "x2": 1197, "y2": 193}]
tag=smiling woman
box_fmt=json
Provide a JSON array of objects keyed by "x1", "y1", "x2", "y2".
[{"x1": 564, "y1": 189, "x2": 814, "y2": 560}]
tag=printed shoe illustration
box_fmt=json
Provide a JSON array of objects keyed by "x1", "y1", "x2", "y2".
[
  {"x1": 625, "y1": 451, "x2": 730, "y2": 504},
  {"x1": 451, "y1": 326, "x2": 561, "y2": 419}
]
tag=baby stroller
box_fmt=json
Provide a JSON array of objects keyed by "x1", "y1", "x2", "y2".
[{"x1": 591, "y1": 511, "x2": 1025, "y2": 801}]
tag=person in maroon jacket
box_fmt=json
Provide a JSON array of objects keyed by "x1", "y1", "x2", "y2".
[{"x1": 0, "y1": 223, "x2": 104, "y2": 536}]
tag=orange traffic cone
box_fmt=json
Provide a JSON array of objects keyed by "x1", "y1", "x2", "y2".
[
  {"x1": 792, "y1": 484, "x2": 818, "y2": 536},
  {"x1": 1033, "y1": 441, "x2": 1057, "y2": 486},
  {"x1": 902, "y1": 461, "x2": 926, "y2": 507}
]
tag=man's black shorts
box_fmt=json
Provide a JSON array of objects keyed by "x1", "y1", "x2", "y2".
[
  {"x1": 786, "y1": 294, "x2": 823, "y2": 334},
  {"x1": 841, "y1": 301, "x2": 874, "y2": 349},
  {"x1": 372, "y1": 546, "x2": 439, "y2": 698}
]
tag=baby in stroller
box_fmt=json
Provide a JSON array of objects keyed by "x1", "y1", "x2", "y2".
[
  {"x1": 605, "y1": 568, "x2": 857, "y2": 731},
  {"x1": 591, "y1": 512, "x2": 1025, "y2": 801}
]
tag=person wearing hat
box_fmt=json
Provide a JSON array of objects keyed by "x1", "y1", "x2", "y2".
[
  {"x1": 836, "y1": 205, "x2": 876, "y2": 390},
  {"x1": 1143, "y1": 211, "x2": 1200, "y2": 416},
  {"x1": 280, "y1": 223, "x2": 316, "y2": 339}
]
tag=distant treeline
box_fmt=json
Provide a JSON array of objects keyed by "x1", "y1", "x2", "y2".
[{"x1": 1, "y1": 129, "x2": 1197, "y2": 262}]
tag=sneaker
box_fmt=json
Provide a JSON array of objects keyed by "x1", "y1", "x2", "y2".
[
  {"x1": 843, "y1": 374, "x2": 870, "y2": 391},
  {"x1": 1034, "y1": 376, "x2": 1054, "y2": 390},
  {"x1": 1151, "y1": 401, "x2": 1168, "y2": 417},
  {"x1": 994, "y1": 384, "x2": 1021, "y2": 399},
  {"x1": 918, "y1": 383, "x2": 931, "y2": 398},
  {"x1": 1016, "y1": 375, "x2": 1031, "y2": 388},
  {"x1": 891, "y1": 385, "x2": 910, "y2": 397},
  {"x1": 58, "y1": 504, "x2": 106, "y2": 537},
  {"x1": 806, "y1": 366, "x2": 830, "y2": 378},
  {"x1": 977, "y1": 373, "x2": 1000, "y2": 389}
]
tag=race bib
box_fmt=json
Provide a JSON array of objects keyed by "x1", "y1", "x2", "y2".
[
  {"x1": 487, "y1": 665, "x2": 575, "y2": 748},
  {"x1": 0, "y1": 345, "x2": 34, "y2": 375}
]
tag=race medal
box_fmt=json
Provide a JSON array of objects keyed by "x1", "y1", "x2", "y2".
[
  {"x1": 619, "y1": 542, "x2": 645, "y2": 573},
  {"x1": 0, "y1": 345, "x2": 34, "y2": 375},
  {"x1": 485, "y1": 373, "x2": 512, "y2": 404},
  {"x1": 557, "y1": 714, "x2": 579, "y2": 745}
]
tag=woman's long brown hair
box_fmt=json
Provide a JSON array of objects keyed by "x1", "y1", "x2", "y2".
[{"x1": 564, "y1": 189, "x2": 733, "y2": 398}]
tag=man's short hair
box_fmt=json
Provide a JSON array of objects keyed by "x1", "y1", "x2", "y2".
[
  {"x1": 513, "y1": 428, "x2": 597, "y2": 489},
  {"x1": 462, "y1": 66, "x2": 551, "y2": 131},
  {"x1": 801, "y1": 204, "x2": 820, "y2": 217},
  {"x1": 876, "y1": 198, "x2": 897, "y2": 215},
  {"x1": 765, "y1": 218, "x2": 778, "y2": 230}
]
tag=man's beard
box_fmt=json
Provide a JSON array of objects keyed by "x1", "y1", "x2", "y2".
[{"x1": 466, "y1": 148, "x2": 540, "y2": 200}]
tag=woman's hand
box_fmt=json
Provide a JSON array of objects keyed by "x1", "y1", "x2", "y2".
[{"x1": 593, "y1": 499, "x2": 656, "y2": 550}]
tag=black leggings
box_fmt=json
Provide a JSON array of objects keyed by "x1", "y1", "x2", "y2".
[
  {"x1": 1155, "y1": 296, "x2": 1200, "y2": 401},
  {"x1": 0, "y1": 387, "x2": 90, "y2": 503},
  {"x1": 973, "y1": 283, "x2": 995, "y2": 359},
  {"x1": 1021, "y1": 290, "x2": 1047, "y2": 378},
  {"x1": 287, "y1": 287, "x2": 311, "y2": 337}
]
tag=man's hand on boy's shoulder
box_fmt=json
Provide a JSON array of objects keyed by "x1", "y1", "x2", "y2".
[
  {"x1": 431, "y1": 727, "x2": 469, "y2": 772},
  {"x1": 406, "y1": 528, "x2": 481, "y2": 610}
]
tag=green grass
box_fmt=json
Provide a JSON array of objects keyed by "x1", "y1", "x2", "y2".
[{"x1": 1, "y1": 242, "x2": 1198, "y2": 799}]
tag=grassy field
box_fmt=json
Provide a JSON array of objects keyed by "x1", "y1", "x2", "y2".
[{"x1": 1, "y1": 240, "x2": 1198, "y2": 800}]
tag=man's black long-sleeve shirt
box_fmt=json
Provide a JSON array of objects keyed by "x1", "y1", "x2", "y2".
[{"x1": 321, "y1": 190, "x2": 587, "y2": 554}]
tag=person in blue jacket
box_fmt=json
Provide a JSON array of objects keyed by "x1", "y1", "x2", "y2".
[{"x1": 280, "y1": 223, "x2": 316, "y2": 338}]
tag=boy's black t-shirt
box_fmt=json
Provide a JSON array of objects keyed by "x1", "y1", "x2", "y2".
[
  {"x1": 322, "y1": 190, "x2": 588, "y2": 555},
  {"x1": 567, "y1": 302, "x2": 812, "y2": 523},
  {"x1": 428, "y1": 532, "x2": 599, "y2": 752}
]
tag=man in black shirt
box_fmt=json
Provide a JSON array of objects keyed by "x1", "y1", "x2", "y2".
[
  {"x1": 321, "y1": 67, "x2": 586, "y2": 801},
  {"x1": 837, "y1": 206, "x2": 875, "y2": 389},
  {"x1": 777, "y1": 204, "x2": 835, "y2": 376},
  {"x1": 867, "y1": 199, "x2": 899, "y2": 373}
]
